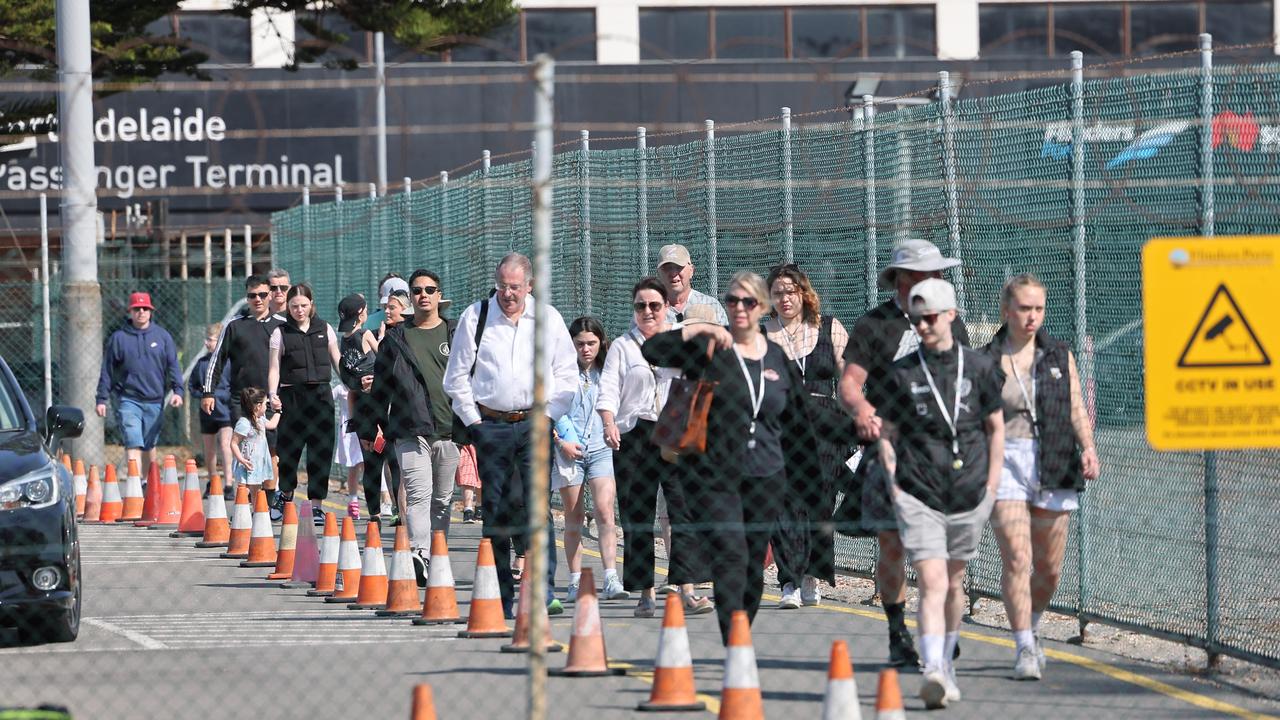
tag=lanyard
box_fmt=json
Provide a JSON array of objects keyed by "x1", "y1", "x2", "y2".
[
  {"x1": 733, "y1": 337, "x2": 767, "y2": 450},
  {"x1": 1004, "y1": 340, "x2": 1039, "y2": 437},
  {"x1": 916, "y1": 346, "x2": 966, "y2": 470},
  {"x1": 776, "y1": 320, "x2": 808, "y2": 375}
]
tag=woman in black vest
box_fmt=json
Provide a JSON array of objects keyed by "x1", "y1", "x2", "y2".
[
  {"x1": 268, "y1": 283, "x2": 342, "y2": 526},
  {"x1": 983, "y1": 273, "x2": 1100, "y2": 681}
]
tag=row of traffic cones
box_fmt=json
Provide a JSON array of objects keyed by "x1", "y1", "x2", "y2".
[{"x1": 75, "y1": 455, "x2": 201, "y2": 529}]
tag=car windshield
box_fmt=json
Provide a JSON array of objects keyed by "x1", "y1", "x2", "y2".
[{"x1": 0, "y1": 374, "x2": 26, "y2": 431}]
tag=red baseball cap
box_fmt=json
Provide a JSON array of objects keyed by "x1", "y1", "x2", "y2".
[{"x1": 128, "y1": 292, "x2": 154, "y2": 310}]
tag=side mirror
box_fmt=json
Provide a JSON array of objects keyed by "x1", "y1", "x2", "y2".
[{"x1": 44, "y1": 405, "x2": 84, "y2": 445}]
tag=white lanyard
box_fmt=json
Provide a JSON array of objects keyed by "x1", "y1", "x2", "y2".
[
  {"x1": 733, "y1": 337, "x2": 766, "y2": 450},
  {"x1": 916, "y1": 346, "x2": 965, "y2": 470},
  {"x1": 1004, "y1": 340, "x2": 1039, "y2": 436},
  {"x1": 777, "y1": 320, "x2": 807, "y2": 375}
]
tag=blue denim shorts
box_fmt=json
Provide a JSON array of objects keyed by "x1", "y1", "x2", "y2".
[
  {"x1": 116, "y1": 397, "x2": 163, "y2": 450},
  {"x1": 552, "y1": 443, "x2": 614, "y2": 491}
]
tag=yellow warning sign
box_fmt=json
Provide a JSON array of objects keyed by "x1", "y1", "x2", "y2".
[{"x1": 1144, "y1": 236, "x2": 1280, "y2": 451}]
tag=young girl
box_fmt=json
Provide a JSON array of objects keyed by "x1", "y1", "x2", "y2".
[
  {"x1": 232, "y1": 387, "x2": 280, "y2": 500},
  {"x1": 190, "y1": 323, "x2": 233, "y2": 495}
]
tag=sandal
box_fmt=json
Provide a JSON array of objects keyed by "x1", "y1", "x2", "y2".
[
  {"x1": 683, "y1": 594, "x2": 715, "y2": 615},
  {"x1": 634, "y1": 596, "x2": 656, "y2": 618}
]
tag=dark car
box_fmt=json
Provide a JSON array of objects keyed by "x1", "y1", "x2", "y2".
[{"x1": 0, "y1": 355, "x2": 84, "y2": 644}]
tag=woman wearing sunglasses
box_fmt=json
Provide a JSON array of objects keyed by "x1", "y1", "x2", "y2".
[{"x1": 642, "y1": 270, "x2": 820, "y2": 645}]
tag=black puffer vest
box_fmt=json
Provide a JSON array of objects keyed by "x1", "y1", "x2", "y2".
[{"x1": 279, "y1": 318, "x2": 332, "y2": 386}]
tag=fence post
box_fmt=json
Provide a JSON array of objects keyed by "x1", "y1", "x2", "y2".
[
  {"x1": 939, "y1": 71, "x2": 964, "y2": 310},
  {"x1": 243, "y1": 225, "x2": 252, "y2": 277},
  {"x1": 223, "y1": 228, "x2": 233, "y2": 310},
  {"x1": 334, "y1": 186, "x2": 345, "y2": 298},
  {"x1": 403, "y1": 177, "x2": 413, "y2": 276},
  {"x1": 705, "y1": 119, "x2": 718, "y2": 296},
  {"x1": 481, "y1": 151, "x2": 492, "y2": 274},
  {"x1": 203, "y1": 232, "x2": 212, "y2": 323},
  {"x1": 896, "y1": 127, "x2": 912, "y2": 242},
  {"x1": 40, "y1": 194, "x2": 52, "y2": 410},
  {"x1": 300, "y1": 188, "x2": 311, "y2": 286},
  {"x1": 863, "y1": 96, "x2": 877, "y2": 312},
  {"x1": 1198, "y1": 32, "x2": 1221, "y2": 671},
  {"x1": 1069, "y1": 49, "x2": 1093, "y2": 642},
  {"x1": 439, "y1": 172, "x2": 450, "y2": 283},
  {"x1": 782, "y1": 107, "x2": 793, "y2": 262},
  {"x1": 637, "y1": 127, "x2": 649, "y2": 275},
  {"x1": 580, "y1": 130, "x2": 592, "y2": 314}
]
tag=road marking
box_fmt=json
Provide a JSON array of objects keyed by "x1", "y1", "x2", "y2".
[{"x1": 82, "y1": 617, "x2": 168, "y2": 650}]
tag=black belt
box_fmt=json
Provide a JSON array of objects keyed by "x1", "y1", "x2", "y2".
[{"x1": 478, "y1": 404, "x2": 531, "y2": 423}]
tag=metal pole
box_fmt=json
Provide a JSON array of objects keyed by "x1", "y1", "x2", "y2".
[
  {"x1": 439, "y1": 172, "x2": 450, "y2": 282},
  {"x1": 56, "y1": 0, "x2": 102, "y2": 463},
  {"x1": 939, "y1": 71, "x2": 964, "y2": 310},
  {"x1": 782, "y1": 107, "x2": 794, "y2": 262},
  {"x1": 482, "y1": 150, "x2": 492, "y2": 270},
  {"x1": 1069, "y1": 50, "x2": 1093, "y2": 642},
  {"x1": 637, "y1": 128, "x2": 649, "y2": 274},
  {"x1": 203, "y1": 232, "x2": 213, "y2": 324},
  {"x1": 224, "y1": 228, "x2": 233, "y2": 310},
  {"x1": 580, "y1": 130, "x2": 592, "y2": 314},
  {"x1": 403, "y1": 177, "x2": 412, "y2": 276},
  {"x1": 243, "y1": 225, "x2": 252, "y2": 277},
  {"x1": 864, "y1": 96, "x2": 878, "y2": 312},
  {"x1": 301, "y1": 187, "x2": 311, "y2": 286},
  {"x1": 335, "y1": 186, "x2": 346, "y2": 297},
  {"x1": 528, "y1": 53, "x2": 555, "y2": 720},
  {"x1": 705, "y1": 119, "x2": 719, "y2": 296},
  {"x1": 180, "y1": 232, "x2": 189, "y2": 280},
  {"x1": 374, "y1": 31, "x2": 388, "y2": 196},
  {"x1": 896, "y1": 126, "x2": 912, "y2": 242},
  {"x1": 1199, "y1": 32, "x2": 1221, "y2": 671},
  {"x1": 40, "y1": 194, "x2": 52, "y2": 410}
]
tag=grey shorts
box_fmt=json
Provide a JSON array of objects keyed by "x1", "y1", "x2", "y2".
[{"x1": 892, "y1": 489, "x2": 995, "y2": 563}]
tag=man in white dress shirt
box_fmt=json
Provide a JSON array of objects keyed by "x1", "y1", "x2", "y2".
[{"x1": 443, "y1": 253, "x2": 578, "y2": 616}]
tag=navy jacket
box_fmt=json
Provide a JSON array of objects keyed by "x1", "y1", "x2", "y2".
[
  {"x1": 96, "y1": 321, "x2": 183, "y2": 405},
  {"x1": 190, "y1": 354, "x2": 232, "y2": 423}
]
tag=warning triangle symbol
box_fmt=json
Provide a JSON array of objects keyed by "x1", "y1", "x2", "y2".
[{"x1": 1177, "y1": 284, "x2": 1271, "y2": 368}]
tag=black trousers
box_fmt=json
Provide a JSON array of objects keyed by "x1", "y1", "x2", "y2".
[
  {"x1": 693, "y1": 469, "x2": 786, "y2": 645},
  {"x1": 276, "y1": 383, "x2": 335, "y2": 501},
  {"x1": 360, "y1": 444, "x2": 401, "y2": 517}
]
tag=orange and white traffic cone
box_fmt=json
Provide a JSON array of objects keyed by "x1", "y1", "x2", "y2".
[
  {"x1": 240, "y1": 490, "x2": 279, "y2": 568},
  {"x1": 171, "y1": 461, "x2": 206, "y2": 537},
  {"x1": 874, "y1": 669, "x2": 905, "y2": 720},
  {"x1": 119, "y1": 459, "x2": 144, "y2": 521},
  {"x1": 500, "y1": 574, "x2": 560, "y2": 654},
  {"x1": 376, "y1": 525, "x2": 421, "y2": 617},
  {"x1": 147, "y1": 456, "x2": 185, "y2": 530},
  {"x1": 266, "y1": 499, "x2": 300, "y2": 580},
  {"x1": 72, "y1": 459, "x2": 87, "y2": 518},
  {"x1": 718, "y1": 610, "x2": 763, "y2": 720},
  {"x1": 94, "y1": 466, "x2": 122, "y2": 524},
  {"x1": 324, "y1": 516, "x2": 362, "y2": 603},
  {"x1": 637, "y1": 592, "x2": 705, "y2": 711},
  {"x1": 409, "y1": 683, "x2": 438, "y2": 720},
  {"x1": 457, "y1": 538, "x2": 511, "y2": 638},
  {"x1": 134, "y1": 461, "x2": 160, "y2": 526},
  {"x1": 217, "y1": 484, "x2": 252, "y2": 556},
  {"x1": 195, "y1": 475, "x2": 230, "y2": 547},
  {"x1": 413, "y1": 531, "x2": 463, "y2": 625},
  {"x1": 348, "y1": 520, "x2": 388, "y2": 610},
  {"x1": 821, "y1": 640, "x2": 861, "y2": 720},
  {"x1": 307, "y1": 512, "x2": 340, "y2": 596},
  {"x1": 80, "y1": 463, "x2": 102, "y2": 523},
  {"x1": 550, "y1": 568, "x2": 624, "y2": 676}
]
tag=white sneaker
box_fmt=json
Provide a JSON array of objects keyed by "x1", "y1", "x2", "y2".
[
  {"x1": 919, "y1": 666, "x2": 949, "y2": 709},
  {"x1": 800, "y1": 576, "x2": 821, "y2": 606},
  {"x1": 602, "y1": 574, "x2": 631, "y2": 601},
  {"x1": 777, "y1": 583, "x2": 801, "y2": 609},
  {"x1": 1034, "y1": 632, "x2": 1046, "y2": 671},
  {"x1": 944, "y1": 663, "x2": 962, "y2": 702},
  {"x1": 1014, "y1": 646, "x2": 1042, "y2": 680}
]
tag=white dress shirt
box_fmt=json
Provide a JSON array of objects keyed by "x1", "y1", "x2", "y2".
[
  {"x1": 443, "y1": 294, "x2": 578, "y2": 427},
  {"x1": 596, "y1": 328, "x2": 681, "y2": 435}
]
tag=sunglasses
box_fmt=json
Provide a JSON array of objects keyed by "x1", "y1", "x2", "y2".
[
  {"x1": 269, "y1": 284, "x2": 289, "y2": 292},
  {"x1": 909, "y1": 313, "x2": 944, "y2": 326},
  {"x1": 724, "y1": 294, "x2": 760, "y2": 310},
  {"x1": 246, "y1": 291, "x2": 269, "y2": 300},
  {"x1": 411, "y1": 286, "x2": 439, "y2": 296},
  {"x1": 130, "y1": 306, "x2": 152, "y2": 312},
  {"x1": 633, "y1": 301, "x2": 664, "y2": 313}
]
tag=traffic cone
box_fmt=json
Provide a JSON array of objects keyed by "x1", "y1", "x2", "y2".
[
  {"x1": 134, "y1": 458, "x2": 168, "y2": 527},
  {"x1": 72, "y1": 460, "x2": 87, "y2": 518},
  {"x1": 283, "y1": 500, "x2": 320, "y2": 589},
  {"x1": 61, "y1": 453, "x2": 72, "y2": 473},
  {"x1": 324, "y1": 516, "x2": 362, "y2": 603},
  {"x1": 550, "y1": 568, "x2": 624, "y2": 676},
  {"x1": 80, "y1": 463, "x2": 102, "y2": 523},
  {"x1": 873, "y1": 669, "x2": 905, "y2": 720},
  {"x1": 637, "y1": 592, "x2": 705, "y2": 711},
  {"x1": 500, "y1": 574, "x2": 560, "y2": 654},
  {"x1": 171, "y1": 461, "x2": 206, "y2": 537},
  {"x1": 265, "y1": 500, "x2": 299, "y2": 579},
  {"x1": 719, "y1": 611, "x2": 763, "y2": 720},
  {"x1": 409, "y1": 683, "x2": 437, "y2": 720},
  {"x1": 217, "y1": 484, "x2": 252, "y2": 556},
  {"x1": 457, "y1": 539, "x2": 512, "y2": 638},
  {"x1": 821, "y1": 640, "x2": 861, "y2": 720},
  {"x1": 307, "y1": 511, "x2": 340, "y2": 596},
  {"x1": 147, "y1": 456, "x2": 185, "y2": 530},
  {"x1": 94, "y1": 466, "x2": 122, "y2": 524},
  {"x1": 240, "y1": 490, "x2": 279, "y2": 567},
  {"x1": 413, "y1": 531, "x2": 463, "y2": 625},
  {"x1": 348, "y1": 520, "x2": 388, "y2": 610},
  {"x1": 195, "y1": 475, "x2": 230, "y2": 547},
  {"x1": 119, "y1": 459, "x2": 144, "y2": 521},
  {"x1": 376, "y1": 526, "x2": 421, "y2": 617}
]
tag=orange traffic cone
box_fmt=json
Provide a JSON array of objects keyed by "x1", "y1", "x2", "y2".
[
  {"x1": 719, "y1": 611, "x2": 763, "y2": 720},
  {"x1": 240, "y1": 490, "x2": 279, "y2": 567},
  {"x1": 172, "y1": 461, "x2": 206, "y2": 537},
  {"x1": 80, "y1": 463, "x2": 102, "y2": 523},
  {"x1": 637, "y1": 592, "x2": 705, "y2": 711},
  {"x1": 307, "y1": 512, "x2": 340, "y2": 596},
  {"x1": 324, "y1": 516, "x2": 362, "y2": 603},
  {"x1": 265, "y1": 500, "x2": 300, "y2": 579},
  {"x1": 94, "y1": 466, "x2": 122, "y2": 523},
  {"x1": 376, "y1": 526, "x2": 421, "y2": 617},
  {"x1": 550, "y1": 568, "x2": 624, "y2": 676},
  {"x1": 410, "y1": 683, "x2": 438, "y2": 720},
  {"x1": 822, "y1": 640, "x2": 861, "y2": 720},
  {"x1": 218, "y1": 484, "x2": 252, "y2": 556},
  {"x1": 61, "y1": 453, "x2": 72, "y2": 473},
  {"x1": 195, "y1": 475, "x2": 230, "y2": 547},
  {"x1": 874, "y1": 669, "x2": 905, "y2": 720},
  {"x1": 458, "y1": 539, "x2": 512, "y2": 638},
  {"x1": 72, "y1": 460, "x2": 87, "y2": 518},
  {"x1": 500, "y1": 574, "x2": 560, "y2": 654},
  {"x1": 134, "y1": 459, "x2": 165, "y2": 527},
  {"x1": 413, "y1": 531, "x2": 463, "y2": 625},
  {"x1": 119, "y1": 458, "x2": 145, "y2": 521},
  {"x1": 148, "y1": 456, "x2": 184, "y2": 530},
  {"x1": 348, "y1": 520, "x2": 388, "y2": 610}
]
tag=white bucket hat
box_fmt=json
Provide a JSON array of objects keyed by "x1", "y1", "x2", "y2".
[{"x1": 877, "y1": 239, "x2": 961, "y2": 290}]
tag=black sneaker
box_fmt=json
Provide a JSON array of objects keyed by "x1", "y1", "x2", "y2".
[
  {"x1": 412, "y1": 549, "x2": 429, "y2": 588},
  {"x1": 888, "y1": 630, "x2": 922, "y2": 669},
  {"x1": 312, "y1": 505, "x2": 325, "y2": 526},
  {"x1": 462, "y1": 508, "x2": 475, "y2": 524},
  {"x1": 473, "y1": 508, "x2": 483, "y2": 523},
  {"x1": 268, "y1": 490, "x2": 288, "y2": 523}
]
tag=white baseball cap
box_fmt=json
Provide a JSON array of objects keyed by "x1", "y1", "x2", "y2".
[{"x1": 908, "y1": 278, "x2": 957, "y2": 315}]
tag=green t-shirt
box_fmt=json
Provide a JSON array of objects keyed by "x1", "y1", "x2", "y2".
[{"x1": 403, "y1": 321, "x2": 453, "y2": 440}]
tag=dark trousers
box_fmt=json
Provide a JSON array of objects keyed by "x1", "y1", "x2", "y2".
[
  {"x1": 276, "y1": 383, "x2": 335, "y2": 501},
  {"x1": 694, "y1": 470, "x2": 786, "y2": 645},
  {"x1": 615, "y1": 420, "x2": 702, "y2": 592},
  {"x1": 360, "y1": 445, "x2": 401, "y2": 517},
  {"x1": 470, "y1": 418, "x2": 557, "y2": 611}
]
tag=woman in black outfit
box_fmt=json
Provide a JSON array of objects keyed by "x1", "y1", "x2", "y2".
[{"x1": 642, "y1": 270, "x2": 820, "y2": 644}]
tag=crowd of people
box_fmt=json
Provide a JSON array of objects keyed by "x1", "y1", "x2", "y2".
[{"x1": 95, "y1": 238, "x2": 1101, "y2": 710}]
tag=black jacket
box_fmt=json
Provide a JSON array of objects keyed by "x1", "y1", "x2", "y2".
[
  {"x1": 203, "y1": 313, "x2": 283, "y2": 398},
  {"x1": 360, "y1": 317, "x2": 456, "y2": 443}
]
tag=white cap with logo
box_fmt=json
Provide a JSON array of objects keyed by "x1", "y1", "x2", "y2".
[{"x1": 908, "y1": 278, "x2": 958, "y2": 315}]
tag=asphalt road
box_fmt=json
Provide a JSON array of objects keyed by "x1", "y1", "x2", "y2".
[{"x1": 1, "y1": 501, "x2": 1275, "y2": 720}]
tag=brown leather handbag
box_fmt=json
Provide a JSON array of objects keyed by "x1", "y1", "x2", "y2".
[{"x1": 651, "y1": 342, "x2": 718, "y2": 457}]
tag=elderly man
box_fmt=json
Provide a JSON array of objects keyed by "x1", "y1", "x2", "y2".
[
  {"x1": 266, "y1": 268, "x2": 291, "y2": 319},
  {"x1": 655, "y1": 244, "x2": 728, "y2": 326}
]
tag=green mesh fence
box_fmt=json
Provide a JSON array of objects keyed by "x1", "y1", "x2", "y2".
[{"x1": 273, "y1": 64, "x2": 1280, "y2": 668}]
